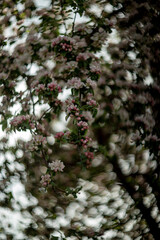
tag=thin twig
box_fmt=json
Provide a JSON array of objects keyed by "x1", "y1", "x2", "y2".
[
  {"x1": 72, "y1": 12, "x2": 77, "y2": 36},
  {"x1": 41, "y1": 148, "x2": 48, "y2": 166},
  {"x1": 39, "y1": 107, "x2": 52, "y2": 121},
  {"x1": 29, "y1": 89, "x2": 35, "y2": 116},
  {"x1": 60, "y1": 0, "x2": 67, "y2": 35}
]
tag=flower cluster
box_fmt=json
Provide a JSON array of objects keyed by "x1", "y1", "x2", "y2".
[
  {"x1": 52, "y1": 36, "x2": 76, "y2": 55},
  {"x1": 85, "y1": 151, "x2": 94, "y2": 160},
  {"x1": 35, "y1": 84, "x2": 45, "y2": 93},
  {"x1": 76, "y1": 52, "x2": 94, "y2": 62},
  {"x1": 54, "y1": 132, "x2": 64, "y2": 139},
  {"x1": 47, "y1": 81, "x2": 62, "y2": 93},
  {"x1": 28, "y1": 135, "x2": 47, "y2": 151},
  {"x1": 40, "y1": 174, "x2": 51, "y2": 187},
  {"x1": 67, "y1": 77, "x2": 84, "y2": 89},
  {"x1": 10, "y1": 115, "x2": 30, "y2": 127},
  {"x1": 49, "y1": 160, "x2": 65, "y2": 172},
  {"x1": 40, "y1": 160, "x2": 65, "y2": 187},
  {"x1": 77, "y1": 120, "x2": 89, "y2": 131},
  {"x1": 9, "y1": 28, "x2": 101, "y2": 191},
  {"x1": 90, "y1": 61, "x2": 101, "y2": 74},
  {"x1": 35, "y1": 80, "x2": 62, "y2": 94},
  {"x1": 81, "y1": 137, "x2": 92, "y2": 148},
  {"x1": 87, "y1": 99, "x2": 97, "y2": 106},
  {"x1": 10, "y1": 115, "x2": 35, "y2": 130},
  {"x1": 86, "y1": 78, "x2": 97, "y2": 89},
  {"x1": 52, "y1": 36, "x2": 75, "y2": 48}
]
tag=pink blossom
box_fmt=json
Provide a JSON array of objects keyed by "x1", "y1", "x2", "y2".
[
  {"x1": 73, "y1": 37, "x2": 87, "y2": 48},
  {"x1": 145, "y1": 135, "x2": 160, "y2": 142},
  {"x1": 60, "y1": 42, "x2": 72, "y2": 52},
  {"x1": 47, "y1": 81, "x2": 62, "y2": 93},
  {"x1": 87, "y1": 99, "x2": 97, "y2": 106},
  {"x1": 81, "y1": 137, "x2": 92, "y2": 148},
  {"x1": 67, "y1": 77, "x2": 84, "y2": 89},
  {"x1": 54, "y1": 99, "x2": 62, "y2": 106},
  {"x1": 10, "y1": 115, "x2": 30, "y2": 127},
  {"x1": 49, "y1": 160, "x2": 65, "y2": 172},
  {"x1": 37, "y1": 124, "x2": 46, "y2": 134},
  {"x1": 77, "y1": 121, "x2": 89, "y2": 131},
  {"x1": 90, "y1": 61, "x2": 101, "y2": 74},
  {"x1": 9, "y1": 81, "x2": 16, "y2": 88},
  {"x1": 35, "y1": 84, "x2": 45, "y2": 93},
  {"x1": 29, "y1": 123, "x2": 35, "y2": 129},
  {"x1": 52, "y1": 36, "x2": 75, "y2": 51},
  {"x1": 40, "y1": 174, "x2": 51, "y2": 187},
  {"x1": 85, "y1": 152, "x2": 94, "y2": 160},
  {"x1": 47, "y1": 81, "x2": 56, "y2": 91},
  {"x1": 86, "y1": 78, "x2": 97, "y2": 89},
  {"x1": 65, "y1": 61, "x2": 78, "y2": 69},
  {"x1": 76, "y1": 52, "x2": 92, "y2": 61},
  {"x1": 66, "y1": 101, "x2": 79, "y2": 115},
  {"x1": 33, "y1": 135, "x2": 47, "y2": 145},
  {"x1": 55, "y1": 132, "x2": 64, "y2": 139}
]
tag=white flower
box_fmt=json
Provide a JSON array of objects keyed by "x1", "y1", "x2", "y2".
[{"x1": 49, "y1": 160, "x2": 65, "y2": 172}]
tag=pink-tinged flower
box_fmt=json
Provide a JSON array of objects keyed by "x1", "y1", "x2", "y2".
[
  {"x1": 145, "y1": 135, "x2": 159, "y2": 142},
  {"x1": 8, "y1": 81, "x2": 16, "y2": 88},
  {"x1": 64, "y1": 131, "x2": 71, "y2": 137},
  {"x1": 90, "y1": 61, "x2": 101, "y2": 74},
  {"x1": 65, "y1": 61, "x2": 78, "y2": 70},
  {"x1": 47, "y1": 81, "x2": 57, "y2": 91},
  {"x1": 29, "y1": 123, "x2": 35, "y2": 129},
  {"x1": 40, "y1": 174, "x2": 51, "y2": 187},
  {"x1": 91, "y1": 28, "x2": 108, "y2": 47},
  {"x1": 60, "y1": 42, "x2": 72, "y2": 52},
  {"x1": 81, "y1": 137, "x2": 92, "y2": 148},
  {"x1": 67, "y1": 77, "x2": 84, "y2": 89},
  {"x1": 55, "y1": 132, "x2": 64, "y2": 139},
  {"x1": 52, "y1": 36, "x2": 75, "y2": 51},
  {"x1": 35, "y1": 84, "x2": 45, "y2": 94},
  {"x1": 86, "y1": 78, "x2": 97, "y2": 89},
  {"x1": 54, "y1": 99, "x2": 62, "y2": 106},
  {"x1": 37, "y1": 124, "x2": 46, "y2": 133},
  {"x1": 85, "y1": 152, "x2": 94, "y2": 160},
  {"x1": 33, "y1": 135, "x2": 47, "y2": 146},
  {"x1": 66, "y1": 102, "x2": 79, "y2": 115},
  {"x1": 77, "y1": 121, "x2": 89, "y2": 131},
  {"x1": 73, "y1": 37, "x2": 87, "y2": 49},
  {"x1": 57, "y1": 86, "x2": 62, "y2": 92},
  {"x1": 10, "y1": 115, "x2": 30, "y2": 127},
  {"x1": 52, "y1": 36, "x2": 62, "y2": 46},
  {"x1": 76, "y1": 52, "x2": 94, "y2": 62},
  {"x1": 49, "y1": 160, "x2": 65, "y2": 172},
  {"x1": 87, "y1": 99, "x2": 97, "y2": 106},
  {"x1": 47, "y1": 81, "x2": 62, "y2": 93},
  {"x1": 134, "y1": 113, "x2": 155, "y2": 131}
]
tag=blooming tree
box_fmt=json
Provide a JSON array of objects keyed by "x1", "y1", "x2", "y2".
[{"x1": 0, "y1": 0, "x2": 160, "y2": 239}]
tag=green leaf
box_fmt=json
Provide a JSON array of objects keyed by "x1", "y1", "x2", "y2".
[
  {"x1": 1, "y1": 120, "x2": 7, "y2": 131},
  {"x1": 50, "y1": 236, "x2": 59, "y2": 240}
]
